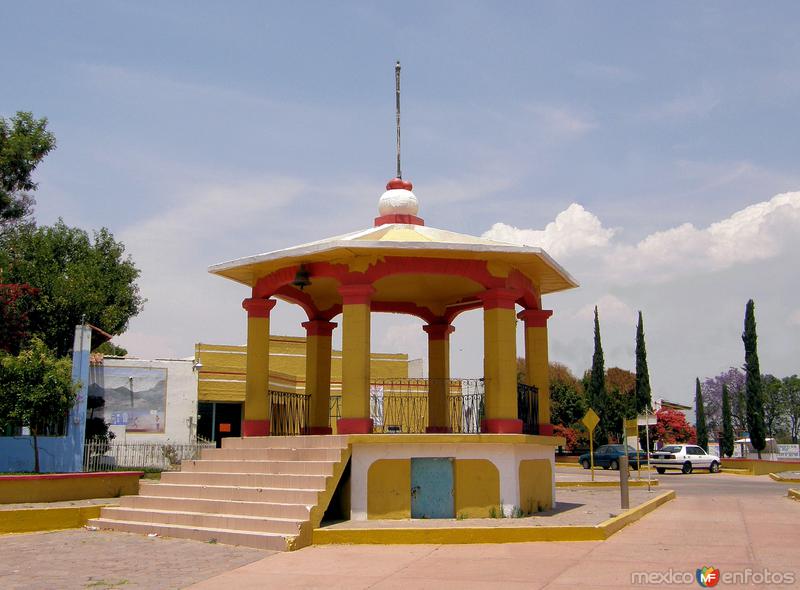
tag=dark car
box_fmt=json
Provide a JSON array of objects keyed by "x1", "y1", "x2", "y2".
[{"x1": 578, "y1": 444, "x2": 648, "y2": 470}]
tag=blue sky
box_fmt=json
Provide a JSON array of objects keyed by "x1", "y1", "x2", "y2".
[{"x1": 3, "y1": 2, "x2": 800, "y2": 404}]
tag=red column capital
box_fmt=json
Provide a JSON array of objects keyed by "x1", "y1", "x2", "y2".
[
  {"x1": 302, "y1": 319, "x2": 338, "y2": 337},
  {"x1": 422, "y1": 323, "x2": 455, "y2": 340},
  {"x1": 338, "y1": 284, "x2": 376, "y2": 305},
  {"x1": 477, "y1": 288, "x2": 520, "y2": 310},
  {"x1": 242, "y1": 297, "x2": 277, "y2": 318},
  {"x1": 517, "y1": 309, "x2": 553, "y2": 328}
]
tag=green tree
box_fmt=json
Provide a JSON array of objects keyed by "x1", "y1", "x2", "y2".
[
  {"x1": 0, "y1": 112, "x2": 56, "y2": 226},
  {"x1": 0, "y1": 221, "x2": 144, "y2": 356},
  {"x1": 783, "y1": 375, "x2": 800, "y2": 444},
  {"x1": 549, "y1": 363, "x2": 587, "y2": 427},
  {"x1": 634, "y1": 311, "x2": 652, "y2": 414},
  {"x1": 586, "y1": 306, "x2": 608, "y2": 442},
  {"x1": 94, "y1": 341, "x2": 128, "y2": 357},
  {"x1": 721, "y1": 383, "x2": 735, "y2": 458},
  {"x1": 695, "y1": 377, "x2": 708, "y2": 451},
  {"x1": 761, "y1": 374, "x2": 785, "y2": 438},
  {"x1": 742, "y1": 299, "x2": 766, "y2": 458},
  {"x1": 0, "y1": 338, "x2": 77, "y2": 472}
]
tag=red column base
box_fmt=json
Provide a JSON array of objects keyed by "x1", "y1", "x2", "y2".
[
  {"x1": 425, "y1": 426, "x2": 452, "y2": 433},
  {"x1": 308, "y1": 426, "x2": 333, "y2": 435},
  {"x1": 537, "y1": 423, "x2": 554, "y2": 436},
  {"x1": 481, "y1": 419, "x2": 523, "y2": 434},
  {"x1": 242, "y1": 420, "x2": 270, "y2": 437},
  {"x1": 337, "y1": 418, "x2": 373, "y2": 434}
]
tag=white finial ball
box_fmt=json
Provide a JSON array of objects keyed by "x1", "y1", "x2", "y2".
[{"x1": 379, "y1": 188, "x2": 419, "y2": 216}]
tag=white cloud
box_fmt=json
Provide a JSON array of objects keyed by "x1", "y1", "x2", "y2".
[
  {"x1": 483, "y1": 203, "x2": 616, "y2": 258},
  {"x1": 640, "y1": 85, "x2": 720, "y2": 121},
  {"x1": 525, "y1": 104, "x2": 596, "y2": 140},
  {"x1": 575, "y1": 295, "x2": 637, "y2": 326},
  {"x1": 487, "y1": 191, "x2": 800, "y2": 283},
  {"x1": 481, "y1": 190, "x2": 800, "y2": 404}
]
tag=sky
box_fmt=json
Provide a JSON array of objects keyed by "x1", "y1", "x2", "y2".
[{"x1": 3, "y1": 2, "x2": 800, "y2": 406}]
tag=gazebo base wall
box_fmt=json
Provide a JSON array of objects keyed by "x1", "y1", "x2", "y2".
[
  {"x1": 242, "y1": 420, "x2": 270, "y2": 437},
  {"x1": 337, "y1": 418, "x2": 374, "y2": 434},
  {"x1": 348, "y1": 434, "x2": 559, "y2": 520},
  {"x1": 482, "y1": 419, "x2": 523, "y2": 434}
]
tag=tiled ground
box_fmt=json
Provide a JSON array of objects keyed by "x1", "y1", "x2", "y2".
[{"x1": 0, "y1": 528, "x2": 267, "y2": 590}]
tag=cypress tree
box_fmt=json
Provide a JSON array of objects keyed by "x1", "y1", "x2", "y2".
[
  {"x1": 695, "y1": 378, "x2": 708, "y2": 451},
  {"x1": 634, "y1": 311, "x2": 652, "y2": 414},
  {"x1": 721, "y1": 383, "x2": 734, "y2": 458},
  {"x1": 587, "y1": 306, "x2": 607, "y2": 441},
  {"x1": 743, "y1": 299, "x2": 766, "y2": 459}
]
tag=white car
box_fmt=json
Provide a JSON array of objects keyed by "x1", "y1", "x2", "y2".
[{"x1": 649, "y1": 444, "x2": 721, "y2": 474}]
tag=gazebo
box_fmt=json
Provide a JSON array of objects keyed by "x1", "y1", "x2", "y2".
[{"x1": 209, "y1": 177, "x2": 577, "y2": 439}]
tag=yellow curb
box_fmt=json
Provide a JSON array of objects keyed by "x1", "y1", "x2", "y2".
[
  {"x1": 312, "y1": 490, "x2": 676, "y2": 545},
  {"x1": 721, "y1": 468, "x2": 752, "y2": 475},
  {"x1": 557, "y1": 479, "x2": 659, "y2": 488},
  {"x1": 0, "y1": 505, "x2": 110, "y2": 534},
  {"x1": 770, "y1": 473, "x2": 800, "y2": 483},
  {"x1": 788, "y1": 489, "x2": 800, "y2": 501}
]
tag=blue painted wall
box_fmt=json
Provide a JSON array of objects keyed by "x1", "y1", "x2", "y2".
[{"x1": 0, "y1": 325, "x2": 90, "y2": 473}]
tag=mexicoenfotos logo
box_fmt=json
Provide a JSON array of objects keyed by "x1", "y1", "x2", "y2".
[
  {"x1": 696, "y1": 566, "x2": 720, "y2": 587},
  {"x1": 631, "y1": 566, "x2": 795, "y2": 586}
]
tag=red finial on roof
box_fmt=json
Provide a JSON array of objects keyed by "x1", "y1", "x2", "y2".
[{"x1": 386, "y1": 177, "x2": 413, "y2": 191}]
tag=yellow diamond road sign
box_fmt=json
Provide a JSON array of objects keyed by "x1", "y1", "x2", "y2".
[{"x1": 582, "y1": 408, "x2": 600, "y2": 432}]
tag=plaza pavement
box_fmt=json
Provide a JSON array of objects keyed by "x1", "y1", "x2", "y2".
[
  {"x1": 1, "y1": 470, "x2": 797, "y2": 589},
  {"x1": 188, "y1": 472, "x2": 799, "y2": 590}
]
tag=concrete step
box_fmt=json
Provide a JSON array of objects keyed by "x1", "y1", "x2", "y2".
[
  {"x1": 138, "y1": 482, "x2": 321, "y2": 505},
  {"x1": 201, "y1": 447, "x2": 344, "y2": 462},
  {"x1": 160, "y1": 470, "x2": 328, "y2": 490},
  {"x1": 123, "y1": 495, "x2": 311, "y2": 520},
  {"x1": 221, "y1": 435, "x2": 349, "y2": 450},
  {"x1": 88, "y1": 518, "x2": 290, "y2": 551},
  {"x1": 100, "y1": 506, "x2": 303, "y2": 536},
  {"x1": 181, "y1": 459, "x2": 335, "y2": 476}
]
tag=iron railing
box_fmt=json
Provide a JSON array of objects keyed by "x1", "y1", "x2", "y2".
[
  {"x1": 274, "y1": 378, "x2": 537, "y2": 435},
  {"x1": 267, "y1": 390, "x2": 310, "y2": 435},
  {"x1": 517, "y1": 382, "x2": 539, "y2": 434},
  {"x1": 83, "y1": 439, "x2": 215, "y2": 472}
]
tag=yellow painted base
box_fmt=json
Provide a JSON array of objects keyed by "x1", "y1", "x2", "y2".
[
  {"x1": 769, "y1": 472, "x2": 800, "y2": 484},
  {"x1": 367, "y1": 459, "x2": 411, "y2": 519},
  {"x1": 348, "y1": 433, "x2": 565, "y2": 446},
  {"x1": 519, "y1": 459, "x2": 552, "y2": 513},
  {"x1": 455, "y1": 459, "x2": 500, "y2": 518},
  {"x1": 722, "y1": 459, "x2": 800, "y2": 476},
  {"x1": 313, "y1": 490, "x2": 676, "y2": 545},
  {"x1": 556, "y1": 480, "x2": 659, "y2": 488},
  {"x1": 0, "y1": 473, "x2": 141, "y2": 504},
  {"x1": 0, "y1": 505, "x2": 108, "y2": 534}
]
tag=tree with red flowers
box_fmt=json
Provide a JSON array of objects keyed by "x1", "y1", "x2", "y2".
[
  {"x1": 0, "y1": 281, "x2": 38, "y2": 354},
  {"x1": 654, "y1": 408, "x2": 696, "y2": 444}
]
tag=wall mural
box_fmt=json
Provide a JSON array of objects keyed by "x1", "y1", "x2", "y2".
[{"x1": 88, "y1": 366, "x2": 167, "y2": 433}]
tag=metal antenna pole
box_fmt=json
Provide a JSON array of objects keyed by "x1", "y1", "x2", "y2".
[{"x1": 395, "y1": 60, "x2": 402, "y2": 179}]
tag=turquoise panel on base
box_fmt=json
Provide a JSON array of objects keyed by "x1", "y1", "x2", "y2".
[{"x1": 411, "y1": 457, "x2": 454, "y2": 518}]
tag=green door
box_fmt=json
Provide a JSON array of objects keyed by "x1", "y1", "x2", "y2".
[{"x1": 411, "y1": 457, "x2": 454, "y2": 518}]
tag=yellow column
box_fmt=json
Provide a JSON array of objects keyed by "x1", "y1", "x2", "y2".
[
  {"x1": 518, "y1": 309, "x2": 554, "y2": 435},
  {"x1": 423, "y1": 323, "x2": 454, "y2": 432},
  {"x1": 241, "y1": 297, "x2": 277, "y2": 436},
  {"x1": 337, "y1": 284, "x2": 375, "y2": 434},
  {"x1": 302, "y1": 319, "x2": 337, "y2": 435},
  {"x1": 479, "y1": 289, "x2": 521, "y2": 433}
]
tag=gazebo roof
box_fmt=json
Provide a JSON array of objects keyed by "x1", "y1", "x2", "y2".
[{"x1": 209, "y1": 221, "x2": 578, "y2": 295}]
